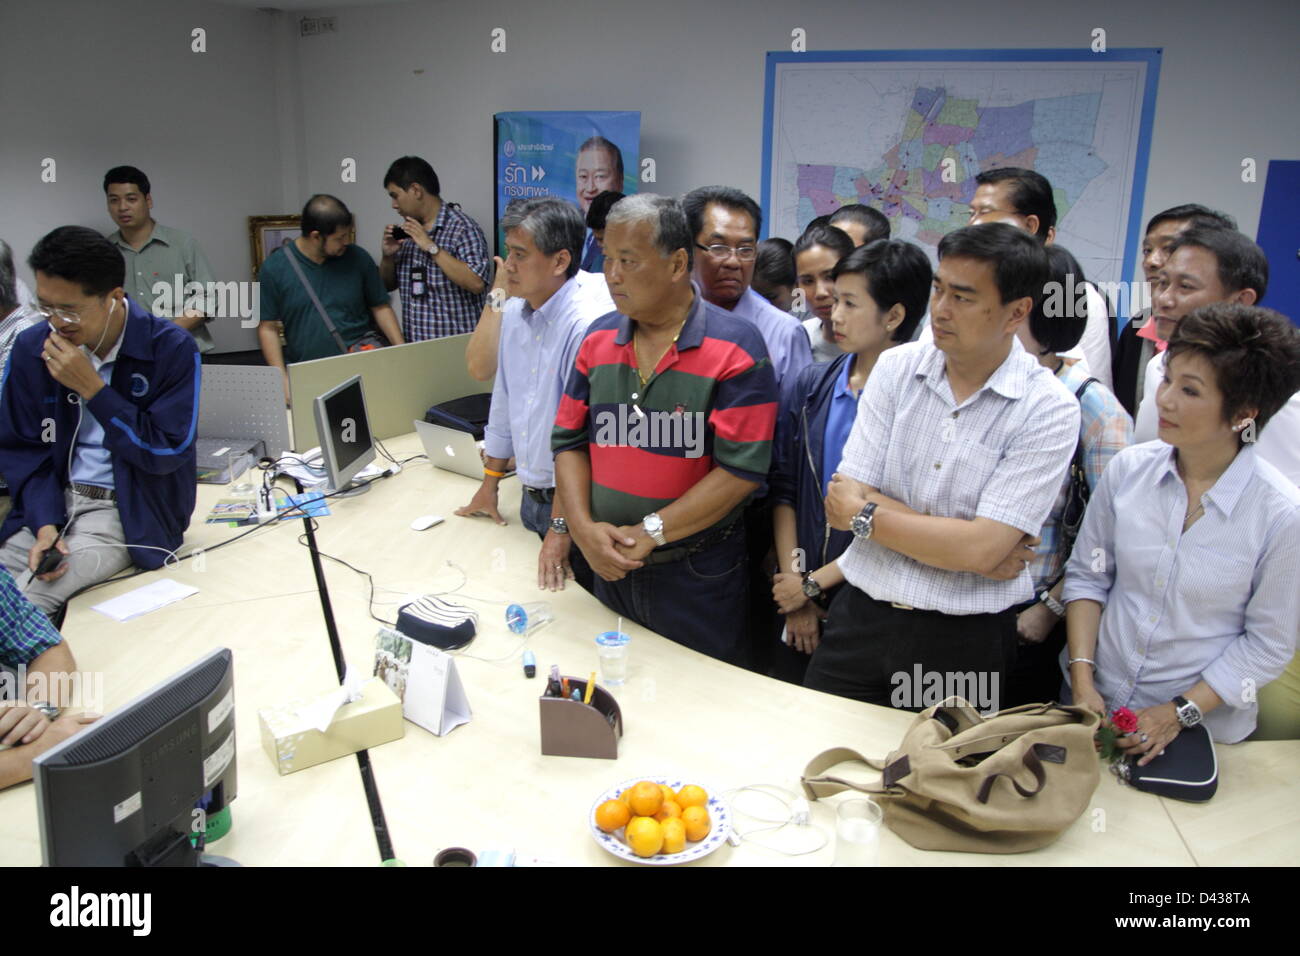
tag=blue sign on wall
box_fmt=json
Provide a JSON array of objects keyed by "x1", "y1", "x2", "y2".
[{"x1": 493, "y1": 111, "x2": 640, "y2": 254}]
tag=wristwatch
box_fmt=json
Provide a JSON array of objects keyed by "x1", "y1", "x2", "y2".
[
  {"x1": 642, "y1": 512, "x2": 667, "y2": 546},
  {"x1": 1038, "y1": 589, "x2": 1067, "y2": 618},
  {"x1": 427, "y1": 242, "x2": 441, "y2": 257},
  {"x1": 30, "y1": 701, "x2": 60, "y2": 720},
  {"x1": 850, "y1": 501, "x2": 878, "y2": 540},
  {"x1": 1173, "y1": 695, "x2": 1202, "y2": 728},
  {"x1": 550, "y1": 516, "x2": 569, "y2": 535},
  {"x1": 801, "y1": 573, "x2": 825, "y2": 605}
]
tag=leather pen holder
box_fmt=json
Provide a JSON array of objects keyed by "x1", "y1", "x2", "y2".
[{"x1": 539, "y1": 676, "x2": 623, "y2": 759}]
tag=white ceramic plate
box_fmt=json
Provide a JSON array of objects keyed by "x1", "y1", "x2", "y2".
[{"x1": 589, "y1": 776, "x2": 731, "y2": 865}]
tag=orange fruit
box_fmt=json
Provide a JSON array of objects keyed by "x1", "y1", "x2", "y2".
[
  {"x1": 681, "y1": 805, "x2": 710, "y2": 842},
  {"x1": 625, "y1": 816, "x2": 664, "y2": 858},
  {"x1": 654, "y1": 800, "x2": 683, "y2": 822},
  {"x1": 676, "y1": 784, "x2": 708, "y2": 809},
  {"x1": 661, "y1": 817, "x2": 686, "y2": 854},
  {"x1": 595, "y1": 799, "x2": 631, "y2": 833},
  {"x1": 628, "y1": 780, "x2": 664, "y2": 817},
  {"x1": 618, "y1": 787, "x2": 635, "y2": 808},
  {"x1": 658, "y1": 784, "x2": 678, "y2": 804}
]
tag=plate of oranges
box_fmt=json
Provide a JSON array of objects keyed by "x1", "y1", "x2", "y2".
[{"x1": 590, "y1": 776, "x2": 730, "y2": 865}]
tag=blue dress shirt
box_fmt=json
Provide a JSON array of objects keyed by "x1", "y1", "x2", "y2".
[{"x1": 483, "y1": 276, "x2": 611, "y2": 489}]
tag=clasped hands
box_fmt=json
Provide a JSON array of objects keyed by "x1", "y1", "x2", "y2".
[{"x1": 570, "y1": 522, "x2": 656, "y2": 582}]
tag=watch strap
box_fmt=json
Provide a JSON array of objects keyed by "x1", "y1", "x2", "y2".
[{"x1": 1038, "y1": 590, "x2": 1067, "y2": 618}]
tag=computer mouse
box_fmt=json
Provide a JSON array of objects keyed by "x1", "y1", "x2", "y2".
[{"x1": 410, "y1": 514, "x2": 444, "y2": 532}]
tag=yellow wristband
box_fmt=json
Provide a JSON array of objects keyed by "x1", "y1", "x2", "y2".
[{"x1": 484, "y1": 468, "x2": 506, "y2": 478}]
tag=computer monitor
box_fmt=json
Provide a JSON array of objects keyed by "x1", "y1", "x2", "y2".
[
  {"x1": 34, "y1": 648, "x2": 238, "y2": 867},
  {"x1": 313, "y1": 374, "x2": 377, "y2": 496}
]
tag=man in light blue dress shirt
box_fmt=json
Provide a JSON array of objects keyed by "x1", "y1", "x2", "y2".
[{"x1": 454, "y1": 198, "x2": 611, "y2": 592}]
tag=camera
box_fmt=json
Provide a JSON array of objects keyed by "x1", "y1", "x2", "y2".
[{"x1": 389, "y1": 223, "x2": 408, "y2": 241}]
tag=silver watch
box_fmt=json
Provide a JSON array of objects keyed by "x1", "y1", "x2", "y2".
[
  {"x1": 1173, "y1": 695, "x2": 1202, "y2": 728},
  {"x1": 642, "y1": 512, "x2": 667, "y2": 546},
  {"x1": 550, "y1": 516, "x2": 569, "y2": 535},
  {"x1": 850, "y1": 502, "x2": 878, "y2": 540}
]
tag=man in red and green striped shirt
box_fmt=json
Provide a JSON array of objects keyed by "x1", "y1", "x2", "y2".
[{"x1": 552, "y1": 195, "x2": 778, "y2": 664}]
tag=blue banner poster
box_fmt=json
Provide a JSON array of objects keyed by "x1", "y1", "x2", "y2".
[{"x1": 493, "y1": 111, "x2": 640, "y2": 253}]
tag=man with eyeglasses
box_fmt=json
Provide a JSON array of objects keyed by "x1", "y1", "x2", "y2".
[
  {"x1": 0, "y1": 227, "x2": 199, "y2": 618},
  {"x1": 453, "y1": 198, "x2": 606, "y2": 593},
  {"x1": 964, "y1": 167, "x2": 1113, "y2": 388},
  {"x1": 682, "y1": 187, "x2": 811, "y2": 673},
  {"x1": 683, "y1": 187, "x2": 812, "y2": 387}
]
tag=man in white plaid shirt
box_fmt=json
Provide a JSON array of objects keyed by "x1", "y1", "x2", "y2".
[{"x1": 806, "y1": 223, "x2": 1080, "y2": 708}]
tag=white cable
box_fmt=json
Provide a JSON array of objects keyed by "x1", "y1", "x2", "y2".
[
  {"x1": 721, "y1": 785, "x2": 831, "y2": 857},
  {"x1": 27, "y1": 305, "x2": 118, "y2": 587}
]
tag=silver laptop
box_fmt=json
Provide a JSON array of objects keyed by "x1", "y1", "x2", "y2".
[{"x1": 413, "y1": 419, "x2": 490, "y2": 480}]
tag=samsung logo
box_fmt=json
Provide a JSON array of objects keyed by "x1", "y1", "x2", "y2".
[{"x1": 141, "y1": 723, "x2": 197, "y2": 768}]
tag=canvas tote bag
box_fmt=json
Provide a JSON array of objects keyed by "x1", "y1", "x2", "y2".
[{"x1": 801, "y1": 698, "x2": 1101, "y2": 853}]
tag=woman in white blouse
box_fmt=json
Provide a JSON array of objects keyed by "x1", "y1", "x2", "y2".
[{"x1": 1062, "y1": 303, "x2": 1300, "y2": 758}]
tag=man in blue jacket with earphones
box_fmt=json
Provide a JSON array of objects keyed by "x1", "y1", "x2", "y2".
[{"x1": 0, "y1": 226, "x2": 200, "y2": 616}]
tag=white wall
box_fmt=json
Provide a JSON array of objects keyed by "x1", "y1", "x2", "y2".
[
  {"x1": 4, "y1": 0, "x2": 1297, "y2": 352},
  {"x1": 0, "y1": 0, "x2": 281, "y2": 351},
  {"x1": 287, "y1": 0, "x2": 1299, "y2": 268}
]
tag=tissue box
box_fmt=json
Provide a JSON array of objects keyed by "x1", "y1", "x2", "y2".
[{"x1": 259, "y1": 677, "x2": 404, "y2": 775}]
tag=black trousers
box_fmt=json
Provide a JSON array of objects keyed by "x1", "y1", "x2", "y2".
[
  {"x1": 804, "y1": 583, "x2": 1017, "y2": 712},
  {"x1": 1005, "y1": 612, "x2": 1069, "y2": 708}
]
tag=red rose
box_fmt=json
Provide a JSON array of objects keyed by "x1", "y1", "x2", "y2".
[{"x1": 1111, "y1": 707, "x2": 1138, "y2": 734}]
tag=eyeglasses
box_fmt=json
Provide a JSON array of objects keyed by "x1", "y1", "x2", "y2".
[
  {"x1": 696, "y1": 243, "x2": 757, "y2": 262},
  {"x1": 968, "y1": 207, "x2": 1016, "y2": 223},
  {"x1": 36, "y1": 304, "x2": 84, "y2": 325}
]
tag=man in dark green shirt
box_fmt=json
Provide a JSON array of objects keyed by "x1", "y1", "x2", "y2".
[{"x1": 258, "y1": 195, "x2": 404, "y2": 404}]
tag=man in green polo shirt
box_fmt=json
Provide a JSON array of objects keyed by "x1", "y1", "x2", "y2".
[
  {"x1": 257, "y1": 194, "x2": 403, "y2": 405},
  {"x1": 103, "y1": 166, "x2": 217, "y2": 354}
]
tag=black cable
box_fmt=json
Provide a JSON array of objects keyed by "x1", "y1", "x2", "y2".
[
  {"x1": 294, "y1": 519, "x2": 396, "y2": 627},
  {"x1": 61, "y1": 468, "x2": 396, "y2": 603}
]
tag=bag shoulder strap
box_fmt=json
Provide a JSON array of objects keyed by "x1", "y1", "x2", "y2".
[
  {"x1": 800, "y1": 746, "x2": 890, "y2": 801},
  {"x1": 281, "y1": 238, "x2": 348, "y2": 353},
  {"x1": 1070, "y1": 376, "x2": 1101, "y2": 475}
]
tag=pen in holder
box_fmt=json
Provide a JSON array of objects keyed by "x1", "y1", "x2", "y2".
[{"x1": 539, "y1": 676, "x2": 623, "y2": 759}]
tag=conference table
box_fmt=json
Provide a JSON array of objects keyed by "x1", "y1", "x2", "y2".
[{"x1": 1, "y1": 432, "x2": 1295, "y2": 867}]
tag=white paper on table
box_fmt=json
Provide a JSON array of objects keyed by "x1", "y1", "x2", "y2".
[{"x1": 91, "y1": 579, "x2": 199, "y2": 622}]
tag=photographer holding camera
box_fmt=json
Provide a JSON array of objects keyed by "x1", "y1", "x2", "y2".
[{"x1": 379, "y1": 156, "x2": 491, "y2": 341}]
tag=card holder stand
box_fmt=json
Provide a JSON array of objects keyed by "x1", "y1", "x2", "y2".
[{"x1": 539, "y1": 676, "x2": 623, "y2": 759}]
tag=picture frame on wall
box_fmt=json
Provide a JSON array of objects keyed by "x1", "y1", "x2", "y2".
[
  {"x1": 248, "y1": 215, "x2": 357, "y2": 279},
  {"x1": 249, "y1": 215, "x2": 301, "y2": 279}
]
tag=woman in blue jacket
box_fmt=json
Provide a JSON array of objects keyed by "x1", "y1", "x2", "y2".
[{"x1": 768, "y1": 239, "x2": 931, "y2": 682}]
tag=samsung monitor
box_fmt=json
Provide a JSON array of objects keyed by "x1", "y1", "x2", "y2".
[
  {"x1": 34, "y1": 647, "x2": 238, "y2": 867},
  {"x1": 312, "y1": 374, "x2": 377, "y2": 496}
]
